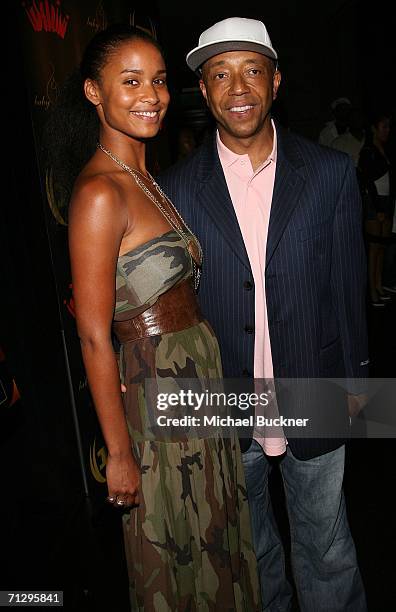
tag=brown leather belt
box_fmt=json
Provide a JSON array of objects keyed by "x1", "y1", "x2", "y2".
[{"x1": 112, "y1": 280, "x2": 203, "y2": 344}]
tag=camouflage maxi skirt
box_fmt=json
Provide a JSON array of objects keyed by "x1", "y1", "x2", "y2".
[{"x1": 119, "y1": 320, "x2": 261, "y2": 611}]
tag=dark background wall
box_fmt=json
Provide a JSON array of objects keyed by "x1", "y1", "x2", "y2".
[
  {"x1": 156, "y1": 1, "x2": 393, "y2": 140},
  {"x1": 2, "y1": 1, "x2": 394, "y2": 610}
]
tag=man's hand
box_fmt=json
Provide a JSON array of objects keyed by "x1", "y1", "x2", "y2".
[{"x1": 348, "y1": 393, "x2": 367, "y2": 418}]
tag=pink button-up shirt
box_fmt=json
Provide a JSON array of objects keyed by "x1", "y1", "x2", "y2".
[{"x1": 217, "y1": 123, "x2": 286, "y2": 456}]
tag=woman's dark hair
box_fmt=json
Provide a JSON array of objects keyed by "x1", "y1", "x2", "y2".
[
  {"x1": 41, "y1": 24, "x2": 164, "y2": 213},
  {"x1": 360, "y1": 108, "x2": 391, "y2": 148},
  {"x1": 80, "y1": 23, "x2": 163, "y2": 82}
]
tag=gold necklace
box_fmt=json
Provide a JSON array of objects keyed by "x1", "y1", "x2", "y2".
[{"x1": 97, "y1": 143, "x2": 202, "y2": 290}]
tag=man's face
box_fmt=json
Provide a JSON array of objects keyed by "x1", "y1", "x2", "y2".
[
  {"x1": 334, "y1": 102, "x2": 351, "y2": 127},
  {"x1": 200, "y1": 50, "x2": 281, "y2": 142}
]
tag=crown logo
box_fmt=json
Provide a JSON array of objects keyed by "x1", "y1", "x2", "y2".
[{"x1": 22, "y1": 0, "x2": 70, "y2": 39}]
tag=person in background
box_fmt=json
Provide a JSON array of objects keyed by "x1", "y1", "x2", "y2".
[
  {"x1": 358, "y1": 110, "x2": 394, "y2": 306},
  {"x1": 382, "y1": 200, "x2": 396, "y2": 294},
  {"x1": 56, "y1": 23, "x2": 260, "y2": 612},
  {"x1": 176, "y1": 124, "x2": 197, "y2": 159},
  {"x1": 158, "y1": 16, "x2": 368, "y2": 612},
  {"x1": 318, "y1": 96, "x2": 352, "y2": 147},
  {"x1": 331, "y1": 106, "x2": 367, "y2": 167}
]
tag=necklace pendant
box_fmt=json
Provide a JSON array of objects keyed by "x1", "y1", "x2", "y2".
[{"x1": 192, "y1": 260, "x2": 201, "y2": 292}]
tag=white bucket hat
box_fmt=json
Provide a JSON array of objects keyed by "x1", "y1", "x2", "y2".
[
  {"x1": 330, "y1": 97, "x2": 352, "y2": 110},
  {"x1": 186, "y1": 17, "x2": 278, "y2": 73}
]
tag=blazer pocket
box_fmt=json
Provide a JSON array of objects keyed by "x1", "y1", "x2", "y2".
[
  {"x1": 319, "y1": 337, "x2": 343, "y2": 369},
  {"x1": 299, "y1": 221, "x2": 329, "y2": 242}
]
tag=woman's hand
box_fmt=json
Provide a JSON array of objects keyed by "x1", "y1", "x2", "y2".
[{"x1": 105, "y1": 451, "x2": 140, "y2": 508}]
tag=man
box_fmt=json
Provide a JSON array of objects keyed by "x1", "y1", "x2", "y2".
[
  {"x1": 158, "y1": 17, "x2": 368, "y2": 612},
  {"x1": 330, "y1": 108, "x2": 366, "y2": 168},
  {"x1": 331, "y1": 107, "x2": 367, "y2": 167},
  {"x1": 318, "y1": 97, "x2": 352, "y2": 147}
]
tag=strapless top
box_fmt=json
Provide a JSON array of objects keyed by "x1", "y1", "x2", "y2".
[{"x1": 114, "y1": 229, "x2": 199, "y2": 322}]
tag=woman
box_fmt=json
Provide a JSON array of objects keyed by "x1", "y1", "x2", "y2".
[
  {"x1": 358, "y1": 111, "x2": 394, "y2": 306},
  {"x1": 66, "y1": 24, "x2": 260, "y2": 611}
]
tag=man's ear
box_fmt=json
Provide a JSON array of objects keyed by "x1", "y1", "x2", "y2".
[
  {"x1": 199, "y1": 79, "x2": 208, "y2": 105},
  {"x1": 272, "y1": 70, "x2": 281, "y2": 101},
  {"x1": 84, "y1": 78, "x2": 101, "y2": 107}
]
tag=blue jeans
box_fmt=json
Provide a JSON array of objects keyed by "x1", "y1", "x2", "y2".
[{"x1": 242, "y1": 441, "x2": 367, "y2": 612}]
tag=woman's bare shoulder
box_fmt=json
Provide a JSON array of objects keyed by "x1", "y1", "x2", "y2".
[{"x1": 70, "y1": 169, "x2": 125, "y2": 216}]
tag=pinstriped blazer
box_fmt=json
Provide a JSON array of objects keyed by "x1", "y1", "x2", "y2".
[{"x1": 158, "y1": 122, "x2": 369, "y2": 459}]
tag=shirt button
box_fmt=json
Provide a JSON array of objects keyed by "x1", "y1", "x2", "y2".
[
  {"x1": 244, "y1": 325, "x2": 254, "y2": 334},
  {"x1": 243, "y1": 280, "x2": 253, "y2": 290}
]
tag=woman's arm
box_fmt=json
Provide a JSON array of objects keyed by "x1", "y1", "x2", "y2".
[{"x1": 68, "y1": 176, "x2": 140, "y2": 506}]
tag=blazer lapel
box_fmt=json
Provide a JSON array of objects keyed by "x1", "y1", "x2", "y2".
[
  {"x1": 266, "y1": 125, "x2": 306, "y2": 268},
  {"x1": 196, "y1": 135, "x2": 251, "y2": 270}
]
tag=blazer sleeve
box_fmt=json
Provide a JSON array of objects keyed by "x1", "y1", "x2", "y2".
[{"x1": 330, "y1": 157, "x2": 369, "y2": 391}]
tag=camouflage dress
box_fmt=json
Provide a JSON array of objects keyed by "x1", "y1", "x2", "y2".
[{"x1": 114, "y1": 229, "x2": 261, "y2": 611}]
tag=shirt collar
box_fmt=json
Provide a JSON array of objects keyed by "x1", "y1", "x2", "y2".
[{"x1": 216, "y1": 118, "x2": 277, "y2": 171}]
